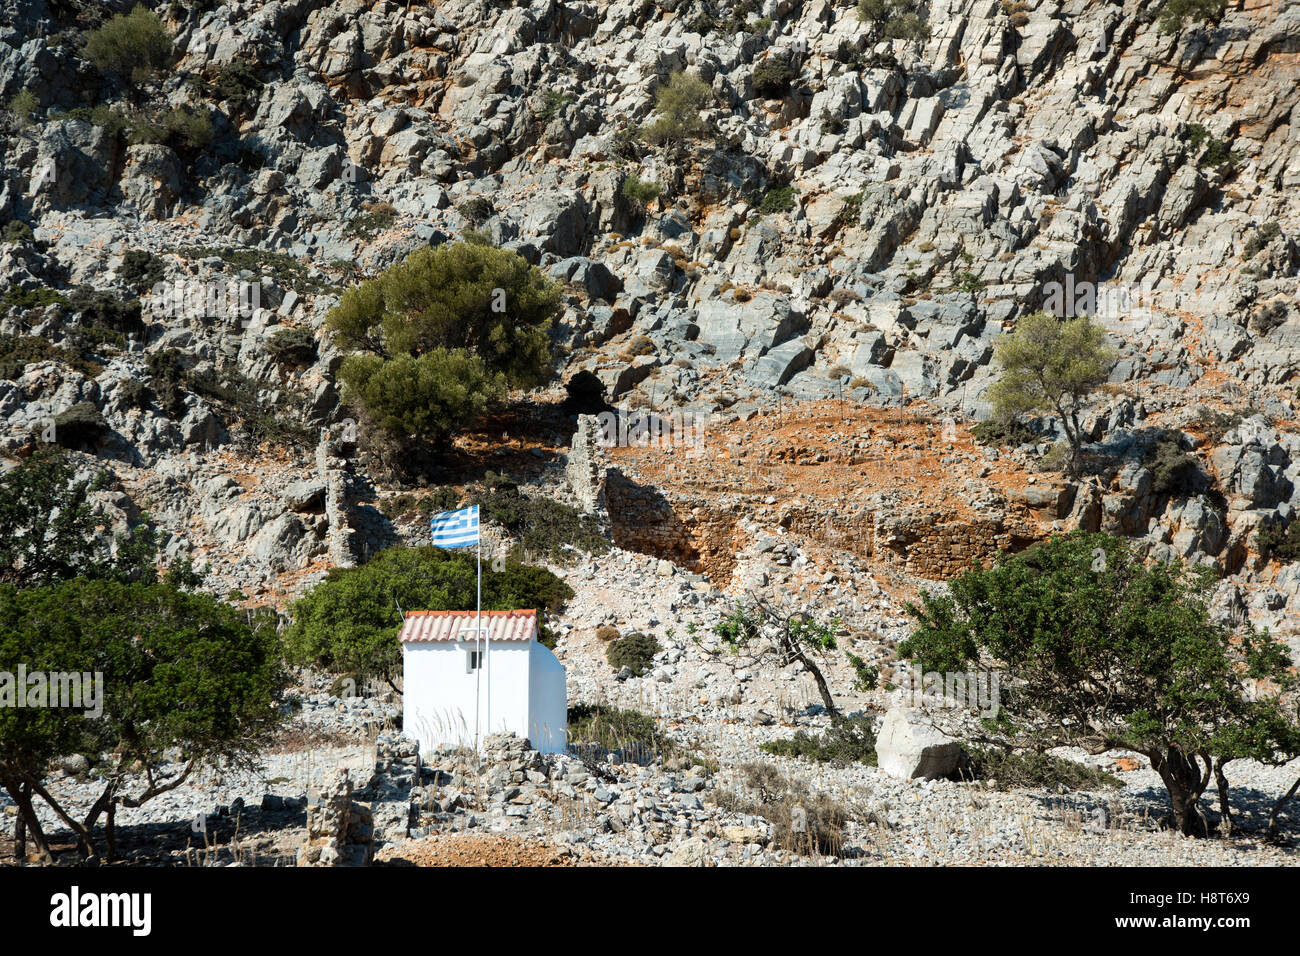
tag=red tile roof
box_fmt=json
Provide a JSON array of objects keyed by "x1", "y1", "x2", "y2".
[{"x1": 397, "y1": 609, "x2": 538, "y2": 644}]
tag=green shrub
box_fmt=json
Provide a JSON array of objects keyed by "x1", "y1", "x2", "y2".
[
  {"x1": 0, "y1": 334, "x2": 100, "y2": 381},
  {"x1": 1243, "y1": 221, "x2": 1281, "y2": 260},
  {"x1": 197, "y1": 57, "x2": 263, "y2": 114},
  {"x1": 857, "y1": 0, "x2": 930, "y2": 40},
  {"x1": 328, "y1": 242, "x2": 560, "y2": 444},
  {"x1": 284, "y1": 545, "x2": 573, "y2": 680},
  {"x1": 963, "y1": 747, "x2": 1124, "y2": 791},
  {"x1": 1, "y1": 221, "x2": 35, "y2": 244},
  {"x1": 119, "y1": 249, "x2": 166, "y2": 292},
  {"x1": 266, "y1": 326, "x2": 318, "y2": 366},
  {"x1": 567, "y1": 703, "x2": 677, "y2": 760},
  {"x1": 479, "y1": 483, "x2": 610, "y2": 562},
  {"x1": 1257, "y1": 519, "x2": 1300, "y2": 565},
  {"x1": 1145, "y1": 433, "x2": 1201, "y2": 496},
  {"x1": 1182, "y1": 122, "x2": 1241, "y2": 170},
  {"x1": 7, "y1": 90, "x2": 38, "y2": 128},
  {"x1": 972, "y1": 418, "x2": 1036, "y2": 448},
  {"x1": 759, "y1": 185, "x2": 798, "y2": 214},
  {"x1": 338, "y1": 350, "x2": 504, "y2": 443},
  {"x1": 456, "y1": 197, "x2": 495, "y2": 226},
  {"x1": 640, "y1": 71, "x2": 712, "y2": 146},
  {"x1": 1158, "y1": 0, "x2": 1228, "y2": 33},
  {"x1": 67, "y1": 286, "x2": 144, "y2": 335},
  {"x1": 53, "y1": 401, "x2": 109, "y2": 447},
  {"x1": 116, "y1": 378, "x2": 151, "y2": 410},
  {"x1": 687, "y1": 13, "x2": 717, "y2": 33},
  {"x1": 751, "y1": 56, "x2": 797, "y2": 98},
  {"x1": 84, "y1": 5, "x2": 175, "y2": 85},
  {"x1": 956, "y1": 271, "x2": 985, "y2": 294},
  {"x1": 1, "y1": 285, "x2": 67, "y2": 312},
  {"x1": 144, "y1": 348, "x2": 187, "y2": 418},
  {"x1": 379, "y1": 486, "x2": 461, "y2": 520},
  {"x1": 760, "y1": 715, "x2": 878, "y2": 766},
  {"x1": 621, "y1": 173, "x2": 662, "y2": 205},
  {"x1": 606, "y1": 631, "x2": 660, "y2": 675},
  {"x1": 537, "y1": 89, "x2": 574, "y2": 123},
  {"x1": 127, "y1": 105, "x2": 213, "y2": 151}
]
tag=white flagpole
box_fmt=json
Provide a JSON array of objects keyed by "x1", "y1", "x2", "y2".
[
  {"x1": 479, "y1": 517, "x2": 488, "y2": 745},
  {"x1": 472, "y1": 518, "x2": 482, "y2": 753}
]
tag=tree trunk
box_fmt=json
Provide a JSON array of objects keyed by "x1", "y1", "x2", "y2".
[
  {"x1": 23, "y1": 773, "x2": 100, "y2": 863},
  {"x1": 105, "y1": 800, "x2": 118, "y2": 863},
  {"x1": 1149, "y1": 746, "x2": 1210, "y2": 837},
  {"x1": 13, "y1": 786, "x2": 25, "y2": 861},
  {"x1": 4, "y1": 779, "x2": 53, "y2": 864},
  {"x1": 783, "y1": 635, "x2": 839, "y2": 719},
  {"x1": 1268, "y1": 773, "x2": 1300, "y2": 843},
  {"x1": 1214, "y1": 760, "x2": 1233, "y2": 837}
]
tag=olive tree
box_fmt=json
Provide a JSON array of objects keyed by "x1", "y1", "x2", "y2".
[
  {"x1": 987, "y1": 312, "x2": 1117, "y2": 476},
  {"x1": 715, "y1": 596, "x2": 845, "y2": 719},
  {"x1": 900, "y1": 530, "x2": 1300, "y2": 836},
  {"x1": 0, "y1": 579, "x2": 287, "y2": 863},
  {"x1": 327, "y1": 241, "x2": 560, "y2": 445}
]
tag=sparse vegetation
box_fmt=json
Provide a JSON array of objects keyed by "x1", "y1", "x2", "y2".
[
  {"x1": 640, "y1": 71, "x2": 713, "y2": 147},
  {"x1": 1158, "y1": 0, "x2": 1228, "y2": 33},
  {"x1": 1243, "y1": 221, "x2": 1281, "y2": 260},
  {"x1": 1182, "y1": 122, "x2": 1241, "y2": 170},
  {"x1": 478, "y1": 478, "x2": 610, "y2": 562},
  {"x1": 605, "y1": 631, "x2": 660, "y2": 675},
  {"x1": 715, "y1": 763, "x2": 850, "y2": 856},
  {"x1": 83, "y1": 5, "x2": 175, "y2": 85},
  {"x1": 760, "y1": 715, "x2": 878, "y2": 766},
  {"x1": 963, "y1": 748, "x2": 1124, "y2": 791},
  {"x1": 621, "y1": 173, "x2": 662, "y2": 205},
  {"x1": 346, "y1": 202, "x2": 398, "y2": 240}
]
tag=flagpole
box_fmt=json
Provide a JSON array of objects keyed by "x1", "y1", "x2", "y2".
[{"x1": 479, "y1": 523, "x2": 487, "y2": 746}]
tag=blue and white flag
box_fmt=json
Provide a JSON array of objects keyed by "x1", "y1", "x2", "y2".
[{"x1": 431, "y1": 504, "x2": 480, "y2": 549}]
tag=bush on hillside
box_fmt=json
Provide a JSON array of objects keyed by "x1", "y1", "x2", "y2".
[{"x1": 84, "y1": 5, "x2": 175, "y2": 85}]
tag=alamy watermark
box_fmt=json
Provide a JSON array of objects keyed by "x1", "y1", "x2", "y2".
[
  {"x1": 0, "y1": 666, "x2": 103, "y2": 717},
  {"x1": 893, "y1": 668, "x2": 1000, "y2": 718},
  {"x1": 150, "y1": 278, "x2": 262, "y2": 327},
  {"x1": 595, "y1": 404, "x2": 706, "y2": 456}
]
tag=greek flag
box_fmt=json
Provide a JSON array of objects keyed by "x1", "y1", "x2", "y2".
[{"x1": 430, "y1": 504, "x2": 480, "y2": 549}]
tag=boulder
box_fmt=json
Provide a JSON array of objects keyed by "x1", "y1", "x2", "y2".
[{"x1": 876, "y1": 707, "x2": 964, "y2": 781}]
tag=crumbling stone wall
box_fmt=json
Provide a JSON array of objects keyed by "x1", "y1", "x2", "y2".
[
  {"x1": 297, "y1": 769, "x2": 374, "y2": 866},
  {"x1": 783, "y1": 504, "x2": 1042, "y2": 578},
  {"x1": 566, "y1": 414, "x2": 609, "y2": 518}
]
